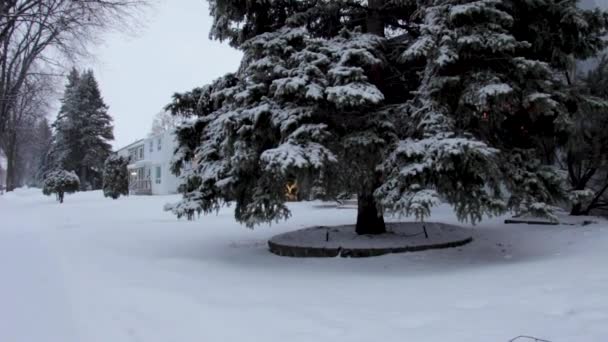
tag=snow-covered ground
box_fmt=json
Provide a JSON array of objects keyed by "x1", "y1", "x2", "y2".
[{"x1": 1, "y1": 188, "x2": 607, "y2": 342}]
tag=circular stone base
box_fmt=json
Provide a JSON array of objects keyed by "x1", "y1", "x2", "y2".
[{"x1": 268, "y1": 222, "x2": 473, "y2": 258}]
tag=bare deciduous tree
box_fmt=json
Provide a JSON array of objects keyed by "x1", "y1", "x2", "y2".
[
  {"x1": 0, "y1": 69, "x2": 54, "y2": 191},
  {"x1": 149, "y1": 110, "x2": 183, "y2": 137},
  {"x1": 562, "y1": 56, "x2": 608, "y2": 216},
  {"x1": 0, "y1": 0, "x2": 147, "y2": 141}
]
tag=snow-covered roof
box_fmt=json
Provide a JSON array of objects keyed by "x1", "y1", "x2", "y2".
[{"x1": 115, "y1": 139, "x2": 145, "y2": 154}]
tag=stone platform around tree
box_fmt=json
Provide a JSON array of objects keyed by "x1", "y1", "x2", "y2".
[{"x1": 268, "y1": 222, "x2": 474, "y2": 258}]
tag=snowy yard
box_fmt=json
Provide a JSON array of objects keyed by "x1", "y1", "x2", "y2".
[{"x1": 1, "y1": 189, "x2": 608, "y2": 342}]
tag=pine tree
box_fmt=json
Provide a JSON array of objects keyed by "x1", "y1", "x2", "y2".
[
  {"x1": 77, "y1": 70, "x2": 114, "y2": 189},
  {"x1": 167, "y1": 25, "x2": 398, "y2": 233},
  {"x1": 49, "y1": 68, "x2": 114, "y2": 190},
  {"x1": 48, "y1": 68, "x2": 82, "y2": 173},
  {"x1": 167, "y1": 0, "x2": 608, "y2": 232},
  {"x1": 102, "y1": 154, "x2": 130, "y2": 199}
]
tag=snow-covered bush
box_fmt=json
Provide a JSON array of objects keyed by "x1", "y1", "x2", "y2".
[
  {"x1": 42, "y1": 170, "x2": 80, "y2": 203},
  {"x1": 102, "y1": 155, "x2": 129, "y2": 199}
]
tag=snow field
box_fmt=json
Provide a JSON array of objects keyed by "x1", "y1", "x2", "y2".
[{"x1": 1, "y1": 188, "x2": 607, "y2": 342}]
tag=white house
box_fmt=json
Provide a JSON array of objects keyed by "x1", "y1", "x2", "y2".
[{"x1": 115, "y1": 130, "x2": 180, "y2": 195}]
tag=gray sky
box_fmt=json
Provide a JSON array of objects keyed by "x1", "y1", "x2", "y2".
[{"x1": 91, "y1": 0, "x2": 242, "y2": 149}]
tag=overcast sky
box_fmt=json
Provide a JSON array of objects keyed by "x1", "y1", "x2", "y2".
[
  {"x1": 587, "y1": 0, "x2": 608, "y2": 8},
  {"x1": 90, "y1": 0, "x2": 242, "y2": 149}
]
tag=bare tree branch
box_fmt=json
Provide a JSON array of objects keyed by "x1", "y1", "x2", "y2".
[{"x1": 0, "y1": 0, "x2": 149, "y2": 140}]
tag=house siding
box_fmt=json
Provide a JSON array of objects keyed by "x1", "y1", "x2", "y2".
[{"x1": 115, "y1": 131, "x2": 180, "y2": 195}]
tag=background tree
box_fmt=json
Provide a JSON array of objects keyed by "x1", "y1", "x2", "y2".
[
  {"x1": 0, "y1": 0, "x2": 146, "y2": 142},
  {"x1": 42, "y1": 169, "x2": 80, "y2": 203},
  {"x1": 378, "y1": 0, "x2": 606, "y2": 222},
  {"x1": 28, "y1": 118, "x2": 53, "y2": 186},
  {"x1": 102, "y1": 154, "x2": 130, "y2": 199},
  {"x1": 0, "y1": 148, "x2": 6, "y2": 190},
  {"x1": 7, "y1": 116, "x2": 52, "y2": 188},
  {"x1": 0, "y1": 71, "x2": 54, "y2": 191},
  {"x1": 78, "y1": 70, "x2": 114, "y2": 189},
  {"x1": 49, "y1": 69, "x2": 114, "y2": 190},
  {"x1": 47, "y1": 68, "x2": 81, "y2": 173},
  {"x1": 149, "y1": 110, "x2": 183, "y2": 136},
  {"x1": 0, "y1": 0, "x2": 146, "y2": 194},
  {"x1": 563, "y1": 55, "x2": 608, "y2": 215}
]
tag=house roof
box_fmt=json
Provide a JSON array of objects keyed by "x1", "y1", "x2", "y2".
[{"x1": 115, "y1": 139, "x2": 145, "y2": 154}]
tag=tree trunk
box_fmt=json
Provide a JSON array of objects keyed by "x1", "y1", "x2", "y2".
[
  {"x1": 356, "y1": 191, "x2": 386, "y2": 235},
  {"x1": 366, "y1": 0, "x2": 385, "y2": 37},
  {"x1": 80, "y1": 166, "x2": 87, "y2": 191},
  {"x1": 58, "y1": 191, "x2": 64, "y2": 203},
  {"x1": 5, "y1": 131, "x2": 17, "y2": 191},
  {"x1": 569, "y1": 172, "x2": 599, "y2": 215},
  {"x1": 582, "y1": 182, "x2": 608, "y2": 215},
  {"x1": 355, "y1": 0, "x2": 386, "y2": 235},
  {"x1": 570, "y1": 202, "x2": 584, "y2": 216},
  {"x1": 5, "y1": 152, "x2": 15, "y2": 191}
]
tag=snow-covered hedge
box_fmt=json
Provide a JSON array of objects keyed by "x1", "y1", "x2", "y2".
[
  {"x1": 42, "y1": 170, "x2": 80, "y2": 203},
  {"x1": 102, "y1": 155, "x2": 129, "y2": 199}
]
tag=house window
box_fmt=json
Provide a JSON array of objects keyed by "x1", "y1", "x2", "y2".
[
  {"x1": 155, "y1": 166, "x2": 161, "y2": 184},
  {"x1": 139, "y1": 147, "x2": 144, "y2": 159},
  {"x1": 128, "y1": 148, "x2": 137, "y2": 160},
  {"x1": 157, "y1": 138, "x2": 162, "y2": 151},
  {"x1": 149, "y1": 141, "x2": 153, "y2": 153}
]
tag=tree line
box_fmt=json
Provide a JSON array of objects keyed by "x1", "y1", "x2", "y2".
[{"x1": 0, "y1": 0, "x2": 145, "y2": 191}]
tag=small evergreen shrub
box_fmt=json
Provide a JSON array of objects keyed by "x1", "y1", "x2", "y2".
[
  {"x1": 102, "y1": 155, "x2": 130, "y2": 199},
  {"x1": 43, "y1": 170, "x2": 80, "y2": 203}
]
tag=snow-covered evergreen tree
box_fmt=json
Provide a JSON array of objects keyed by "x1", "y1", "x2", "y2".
[
  {"x1": 48, "y1": 69, "x2": 80, "y2": 172},
  {"x1": 167, "y1": 0, "x2": 608, "y2": 232},
  {"x1": 78, "y1": 70, "x2": 114, "y2": 189},
  {"x1": 102, "y1": 154, "x2": 130, "y2": 199},
  {"x1": 166, "y1": 24, "x2": 399, "y2": 233},
  {"x1": 42, "y1": 169, "x2": 80, "y2": 203},
  {"x1": 49, "y1": 68, "x2": 114, "y2": 190},
  {"x1": 380, "y1": 0, "x2": 606, "y2": 222}
]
